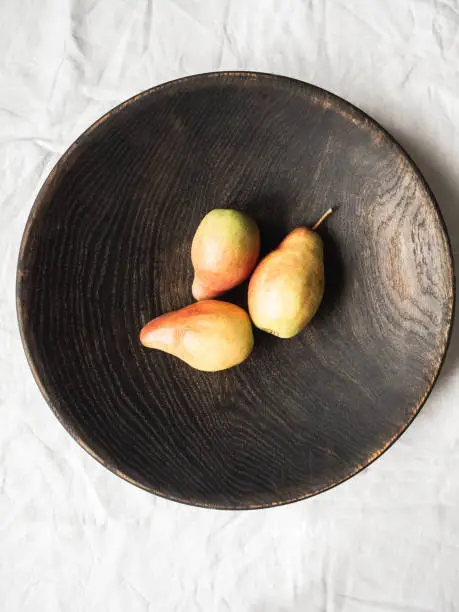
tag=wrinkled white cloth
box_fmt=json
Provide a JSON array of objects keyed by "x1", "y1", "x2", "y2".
[{"x1": 1, "y1": 1, "x2": 459, "y2": 611}]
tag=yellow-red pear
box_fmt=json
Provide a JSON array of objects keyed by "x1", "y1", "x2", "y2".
[
  {"x1": 248, "y1": 209, "x2": 332, "y2": 338},
  {"x1": 191, "y1": 209, "x2": 260, "y2": 300},
  {"x1": 140, "y1": 300, "x2": 254, "y2": 371}
]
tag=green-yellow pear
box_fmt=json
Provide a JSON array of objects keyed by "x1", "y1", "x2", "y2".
[
  {"x1": 191, "y1": 209, "x2": 260, "y2": 300},
  {"x1": 248, "y1": 209, "x2": 333, "y2": 338},
  {"x1": 140, "y1": 300, "x2": 254, "y2": 371}
]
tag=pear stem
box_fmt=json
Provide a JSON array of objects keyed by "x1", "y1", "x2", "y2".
[{"x1": 312, "y1": 207, "x2": 334, "y2": 231}]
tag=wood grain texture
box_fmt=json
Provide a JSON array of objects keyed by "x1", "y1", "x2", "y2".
[{"x1": 17, "y1": 72, "x2": 454, "y2": 509}]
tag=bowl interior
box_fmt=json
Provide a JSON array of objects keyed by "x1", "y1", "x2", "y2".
[{"x1": 18, "y1": 74, "x2": 454, "y2": 508}]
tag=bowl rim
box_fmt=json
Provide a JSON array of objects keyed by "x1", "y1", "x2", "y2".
[{"x1": 16, "y1": 70, "x2": 456, "y2": 510}]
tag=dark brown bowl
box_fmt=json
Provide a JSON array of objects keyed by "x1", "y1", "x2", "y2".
[{"x1": 17, "y1": 72, "x2": 454, "y2": 509}]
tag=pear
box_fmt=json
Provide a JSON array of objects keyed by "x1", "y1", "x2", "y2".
[
  {"x1": 140, "y1": 300, "x2": 254, "y2": 371},
  {"x1": 191, "y1": 209, "x2": 260, "y2": 300},
  {"x1": 248, "y1": 209, "x2": 333, "y2": 338}
]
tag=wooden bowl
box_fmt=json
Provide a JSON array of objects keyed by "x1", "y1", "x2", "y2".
[{"x1": 17, "y1": 72, "x2": 454, "y2": 509}]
